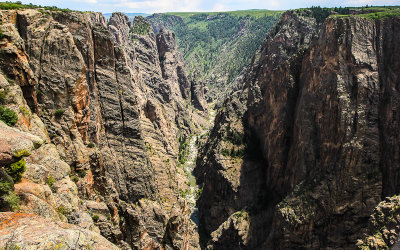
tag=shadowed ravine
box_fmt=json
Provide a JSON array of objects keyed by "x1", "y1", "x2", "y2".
[
  {"x1": 1, "y1": 4, "x2": 400, "y2": 250},
  {"x1": 182, "y1": 105, "x2": 216, "y2": 226}
]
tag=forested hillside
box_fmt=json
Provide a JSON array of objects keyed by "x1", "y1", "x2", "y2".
[{"x1": 147, "y1": 10, "x2": 282, "y2": 100}]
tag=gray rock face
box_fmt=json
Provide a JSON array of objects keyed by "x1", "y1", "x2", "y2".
[
  {"x1": 156, "y1": 27, "x2": 208, "y2": 113},
  {"x1": 191, "y1": 80, "x2": 208, "y2": 112},
  {"x1": 0, "y1": 9, "x2": 205, "y2": 249},
  {"x1": 196, "y1": 10, "x2": 400, "y2": 249},
  {"x1": 0, "y1": 212, "x2": 119, "y2": 249},
  {"x1": 156, "y1": 28, "x2": 191, "y2": 100}
]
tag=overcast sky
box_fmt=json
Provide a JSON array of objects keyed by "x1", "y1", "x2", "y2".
[{"x1": 19, "y1": 0, "x2": 400, "y2": 13}]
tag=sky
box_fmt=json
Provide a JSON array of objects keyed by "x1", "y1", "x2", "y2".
[{"x1": 19, "y1": 0, "x2": 400, "y2": 13}]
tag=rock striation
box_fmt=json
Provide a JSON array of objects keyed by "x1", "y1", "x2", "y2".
[
  {"x1": 0, "y1": 213, "x2": 119, "y2": 249},
  {"x1": 0, "y1": 8, "x2": 207, "y2": 249},
  {"x1": 196, "y1": 9, "x2": 400, "y2": 249}
]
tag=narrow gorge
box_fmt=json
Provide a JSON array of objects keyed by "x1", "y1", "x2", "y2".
[{"x1": 0, "y1": 3, "x2": 400, "y2": 250}]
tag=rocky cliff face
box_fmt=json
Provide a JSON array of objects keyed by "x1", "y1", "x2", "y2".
[
  {"x1": 196, "y1": 10, "x2": 400, "y2": 249},
  {"x1": 0, "y1": 9, "x2": 206, "y2": 249}
]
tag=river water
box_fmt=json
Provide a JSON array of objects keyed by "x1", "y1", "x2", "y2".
[{"x1": 182, "y1": 135, "x2": 200, "y2": 224}]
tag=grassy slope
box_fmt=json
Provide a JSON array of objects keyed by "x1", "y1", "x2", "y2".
[
  {"x1": 147, "y1": 10, "x2": 282, "y2": 100},
  {"x1": 166, "y1": 9, "x2": 281, "y2": 18},
  {"x1": 297, "y1": 5, "x2": 400, "y2": 21},
  {"x1": 336, "y1": 6, "x2": 400, "y2": 19},
  {"x1": 0, "y1": 1, "x2": 73, "y2": 12}
]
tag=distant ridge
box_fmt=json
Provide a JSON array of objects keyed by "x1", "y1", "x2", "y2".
[{"x1": 103, "y1": 12, "x2": 149, "y2": 20}]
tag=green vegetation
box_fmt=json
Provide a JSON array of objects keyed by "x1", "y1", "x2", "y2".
[
  {"x1": 91, "y1": 214, "x2": 99, "y2": 222},
  {"x1": 233, "y1": 209, "x2": 249, "y2": 222},
  {"x1": 0, "y1": 90, "x2": 6, "y2": 103},
  {"x1": 358, "y1": 8, "x2": 400, "y2": 20},
  {"x1": 57, "y1": 205, "x2": 69, "y2": 218},
  {"x1": 167, "y1": 9, "x2": 282, "y2": 18},
  {"x1": 221, "y1": 128, "x2": 246, "y2": 158},
  {"x1": 46, "y1": 175, "x2": 56, "y2": 192},
  {"x1": 5, "y1": 158, "x2": 26, "y2": 183},
  {"x1": 221, "y1": 147, "x2": 245, "y2": 158},
  {"x1": 131, "y1": 16, "x2": 151, "y2": 35},
  {"x1": 178, "y1": 135, "x2": 190, "y2": 165},
  {"x1": 0, "y1": 168, "x2": 20, "y2": 211},
  {"x1": 71, "y1": 175, "x2": 79, "y2": 183},
  {"x1": 179, "y1": 188, "x2": 189, "y2": 198},
  {"x1": 0, "y1": 180, "x2": 13, "y2": 195},
  {"x1": 54, "y1": 109, "x2": 64, "y2": 118},
  {"x1": 224, "y1": 130, "x2": 243, "y2": 145},
  {"x1": 0, "y1": 105, "x2": 18, "y2": 126},
  {"x1": 19, "y1": 107, "x2": 30, "y2": 117},
  {"x1": 77, "y1": 169, "x2": 87, "y2": 178},
  {"x1": 301, "y1": 5, "x2": 400, "y2": 21},
  {"x1": 295, "y1": 6, "x2": 350, "y2": 23},
  {"x1": 3, "y1": 191, "x2": 19, "y2": 211},
  {"x1": 195, "y1": 186, "x2": 203, "y2": 199},
  {"x1": 148, "y1": 10, "x2": 282, "y2": 95},
  {"x1": 0, "y1": 1, "x2": 72, "y2": 12},
  {"x1": 305, "y1": 6, "x2": 333, "y2": 23},
  {"x1": 14, "y1": 149, "x2": 30, "y2": 158}
]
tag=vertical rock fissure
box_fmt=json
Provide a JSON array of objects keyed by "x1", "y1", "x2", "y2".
[
  {"x1": 90, "y1": 26, "x2": 125, "y2": 198},
  {"x1": 37, "y1": 22, "x2": 52, "y2": 110},
  {"x1": 113, "y1": 47, "x2": 130, "y2": 180}
]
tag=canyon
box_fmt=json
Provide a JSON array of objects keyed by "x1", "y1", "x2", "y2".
[{"x1": 0, "y1": 4, "x2": 400, "y2": 250}]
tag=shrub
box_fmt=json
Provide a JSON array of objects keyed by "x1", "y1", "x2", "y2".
[
  {"x1": 4, "y1": 192, "x2": 20, "y2": 211},
  {"x1": 0, "y1": 105, "x2": 18, "y2": 126},
  {"x1": 131, "y1": 16, "x2": 151, "y2": 35},
  {"x1": 70, "y1": 175, "x2": 79, "y2": 183},
  {"x1": 14, "y1": 149, "x2": 30, "y2": 158},
  {"x1": 221, "y1": 147, "x2": 245, "y2": 158},
  {"x1": 87, "y1": 142, "x2": 95, "y2": 148},
  {"x1": 0, "y1": 90, "x2": 6, "y2": 103},
  {"x1": 77, "y1": 170, "x2": 87, "y2": 178},
  {"x1": 57, "y1": 205, "x2": 69, "y2": 218},
  {"x1": 178, "y1": 136, "x2": 190, "y2": 164},
  {"x1": 54, "y1": 109, "x2": 64, "y2": 118},
  {"x1": 5, "y1": 159, "x2": 26, "y2": 183},
  {"x1": 92, "y1": 214, "x2": 99, "y2": 222},
  {"x1": 196, "y1": 187, "x2": 203, "y2": 199},
  {"x1": 19, "y1": 107, "x2": 30, "y2": 117},
  {"x1": 225, "y1": 130, "x2": 243, "y2": 145},
  {"x1": 179, "y1": 188, "x2": 189, "y2": 198},
  {"x1": 46, "y1": 175, "x2": 56, "y2": 192},
  {"x1": 0, "y1": 181, "x2": 13, "y2": 195}
]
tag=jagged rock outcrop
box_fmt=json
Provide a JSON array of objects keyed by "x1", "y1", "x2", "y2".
[
  {"x1": 196, "y1": 10, "x2": 400, "y2": 249},
  {"x1": 357, "y1": 195, "x2": 400, "y2": 249},
  {"x1": 0, "y1": 8, "x2": 206, "y2": 249},
  {"x1": 156, "y1": 27, "x2": 207, "y2": 113},
  {"x1": 156, "y1": 28, "x2": 191, "y2": 100},
  {"x1": 0, "y1": 213, "x2": 119, "y2": 249},
  {"x1": 191, "y1": 80, "x2": 207, "y2": 112}
]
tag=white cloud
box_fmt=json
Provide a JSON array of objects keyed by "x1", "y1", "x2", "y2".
[
  {"x1": 212, "y1": 3, "x2": 228, "y2": 11},
  {"x1": 99, "y1": 0, "x2": 203, "y2": 13}
]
